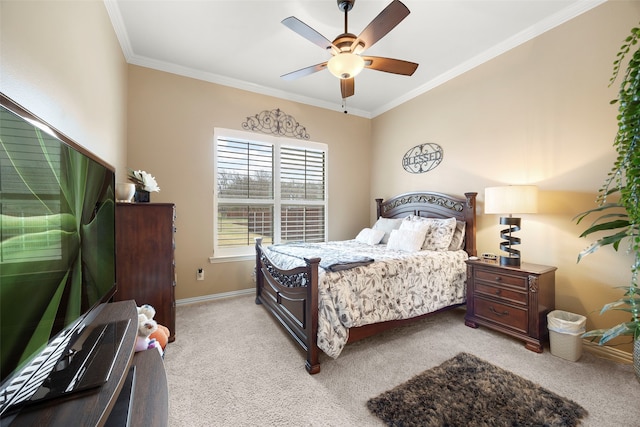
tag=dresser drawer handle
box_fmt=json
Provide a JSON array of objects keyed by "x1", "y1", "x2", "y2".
[
  {"x1": 495, "y1": 289, "x2": 502, "y2": 295},
  {"x1": 489, "y1": 306, "x2": 509, "y2": 317},
  {"x1": 494, "y1": 276, "x2": 502, "y2": 281}
]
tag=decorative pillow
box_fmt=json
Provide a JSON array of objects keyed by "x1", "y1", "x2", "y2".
[
  {"x1": 372, "y1": 217, "x2": 404, "y2": 244},
  {"x1": 404, "y1": 215, "x2": 457, "y2": 251},
  {"x1": 355, "y1": 228, "x2": 386, "y2": 245},
  {"x1": 422, "y1": 217, "x2": 457, "y2": 251},
  {"x1": 386, "y1": 229, "x2": 427, "y2": 252},
  {"x1": 448, "y1": 220, "x2": 466, "y2": 251}
]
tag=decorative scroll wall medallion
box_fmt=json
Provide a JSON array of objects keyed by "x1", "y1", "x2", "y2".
[
  {"x1": 242, "y1": 108, "x2": 310, "y2": 140},
  {"x1": 402, "y1": 142, "x2": 443, "y2": 174}
]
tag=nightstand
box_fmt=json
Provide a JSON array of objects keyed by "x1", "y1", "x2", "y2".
[{"x1": 464, "y1": 259, "x2": 556, "y2": 353}]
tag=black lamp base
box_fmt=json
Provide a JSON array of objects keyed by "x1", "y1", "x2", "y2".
[
  {"x1": 499, "y1": 255, "x2": 521, "y2": 267},
  {"x1": 498, "y1": 216, "x2": 522, "y2": 267}
]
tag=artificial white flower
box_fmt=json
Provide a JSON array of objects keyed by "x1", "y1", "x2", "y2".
[{"x1": 128, "y1": 169, "x2": 161, "y2": 192}]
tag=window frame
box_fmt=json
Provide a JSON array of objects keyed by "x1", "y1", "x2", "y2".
[{"x1": 212, "y1": 128, "x2": 328, "y2": 259}]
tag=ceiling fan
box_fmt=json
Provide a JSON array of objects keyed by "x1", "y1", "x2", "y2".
[{"x1": 280, "y1": 0, "x2": 419, "y2": 100}]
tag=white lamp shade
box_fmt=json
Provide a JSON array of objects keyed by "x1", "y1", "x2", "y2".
[
  {"x1": 485, "y1": 185, "x2": 538, "y2": 214},
  {"x1": 327, "y1": 53, "x2": 365, "y2": 79}
]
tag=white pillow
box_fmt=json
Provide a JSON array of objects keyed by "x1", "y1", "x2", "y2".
[
  {"x1": 372, "y1": 217, "x2": 403, "y2": 244},
  {"x1": 387, "y1": 229, "x2": 427, "y2": 252},
  {"x1": 399, "y1": 217, "x2": 431, "y2": 236},
  {"x1": 355, "y1": 228, "x2": 386, "y2": 245}
]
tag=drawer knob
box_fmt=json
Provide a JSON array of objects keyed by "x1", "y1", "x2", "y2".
[
  {"x1": 495, "y1": 276, "x2": 502, "y2": 281},
  {"x1": 489, "y1": 306, "x2": 509, "y2": 317},
  {"x1": 495, "y1": 289, "x2": 501, "y2": 295}
]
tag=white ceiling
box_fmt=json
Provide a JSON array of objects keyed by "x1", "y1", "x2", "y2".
[{"x1": 105, "y1": 0, "x2": 605, "y2": 118}]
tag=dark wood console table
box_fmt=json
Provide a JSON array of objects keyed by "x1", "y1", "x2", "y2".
[{"x1": 8, "y1": 301, "x2": 168, "y2": 427}]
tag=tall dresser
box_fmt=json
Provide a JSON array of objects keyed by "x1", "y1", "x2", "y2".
[{"x1": 115, "y1": 203, "x2": 176, "y2": 342}]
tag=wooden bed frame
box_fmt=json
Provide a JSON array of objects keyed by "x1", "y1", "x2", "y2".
[{"x1": 255, "y1": 191, "x2": 477, "y2": 374}]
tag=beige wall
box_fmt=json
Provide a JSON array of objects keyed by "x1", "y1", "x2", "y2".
[
  {"x1": 3, "y1": 0, "x2": 638, "y2": 354},
  {"x1": 371, "y1": 1, "x2": 640, "y2": 352},
  {"x1": 126, "y1": 66, "x2": 371, "y2": 300},
  {"x1": 0, "y1": 0, "x2": 128, "y2": 173}
]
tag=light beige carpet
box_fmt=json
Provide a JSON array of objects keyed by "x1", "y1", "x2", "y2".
[{"x1": 164, "y1": 295, "x2": 638, "y2": 426}]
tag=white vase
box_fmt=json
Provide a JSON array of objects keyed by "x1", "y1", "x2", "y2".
[{"x1": 116, "y1": 183, "x2": 136, "y2": 202}]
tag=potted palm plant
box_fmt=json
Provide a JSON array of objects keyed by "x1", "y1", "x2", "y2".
[{"x1": 575, "y1": 23, "x2": 640, "y2": 380}]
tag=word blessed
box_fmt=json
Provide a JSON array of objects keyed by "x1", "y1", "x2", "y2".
[{"x1": 402, "y1": 143, "x2": 443, "y2": 174}]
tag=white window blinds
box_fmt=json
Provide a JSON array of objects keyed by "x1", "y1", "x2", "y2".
[{"x1": 214, "y1": 129, "x2": 327, "y2": 257}]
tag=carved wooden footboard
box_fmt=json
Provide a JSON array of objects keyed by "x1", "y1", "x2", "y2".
[
  {"x1": 255, "y1": 191, "x2": 477, "y2": 374},
  {"x1": 255, "y1": 239, "x2": 321, "y2": 374}
]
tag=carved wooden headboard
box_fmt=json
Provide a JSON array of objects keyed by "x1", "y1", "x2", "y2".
[{"x1": 375, "y1": 191, "x2": 477, "y2": 256}]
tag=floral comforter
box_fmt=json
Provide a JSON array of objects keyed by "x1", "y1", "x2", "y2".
[{"x1": 262, "y1": 240, "x2": 468, "y2": 358}]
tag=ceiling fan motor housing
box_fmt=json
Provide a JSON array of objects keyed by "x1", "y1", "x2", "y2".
[
  {"x1": 331, "y1": 33, "x2": 364, "y2": 52},
  {"x1": 337, "y1": 0, "x2": 355, "y2": 12}
]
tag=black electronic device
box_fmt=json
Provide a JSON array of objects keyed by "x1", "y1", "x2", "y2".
[{"x1": 0, "y1": 93, "x2": 117, "y2": 420}]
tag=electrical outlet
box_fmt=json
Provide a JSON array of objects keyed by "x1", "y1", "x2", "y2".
[{"x1": 197, "y1": 268, "x2": 204, "y2": 281}]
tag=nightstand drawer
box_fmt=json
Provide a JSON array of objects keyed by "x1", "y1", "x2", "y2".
[
  {"x1": 474, "y1": 297, "x2": 527, "y2": 333},
  {"x1": 475, "y1": 282, "x2": 527, "y2": 306},
  {"x1": 475, "y1": 269, "x2": 527, "y2": 289}
]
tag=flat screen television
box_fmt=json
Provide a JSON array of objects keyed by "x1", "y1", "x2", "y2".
[{"x1": 0, "y1": 93, "x2": 119, "y2": 419}]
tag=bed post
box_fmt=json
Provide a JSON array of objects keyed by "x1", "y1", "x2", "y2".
[
  {"x1": 255, "y1": 237, "x2": 263, "y2": 305},
  {"x1": 464, "y1": 193, "x2": 477, "y2": 257},
  {"x1": 375, "y1": 198, "x2": 383, "y2": 219},
  {"x1": 304, "y1": 257, "x2": 321, "y2": 374}
]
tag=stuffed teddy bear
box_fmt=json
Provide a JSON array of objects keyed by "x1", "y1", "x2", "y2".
[
  {"x1": 135, "y1": 313, "x2": 160, "y2": 353},
  {"x1": 137, "y1": 304, "x2": 171, "y2": 352},
  {"x1": 137, "y1": 304, "x2": 156, "y2": 321}
]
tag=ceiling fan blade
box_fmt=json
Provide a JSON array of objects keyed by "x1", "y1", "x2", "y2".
[
  {"x1": 353, "y1": 0, "x2": 410, "y2": 53},
  {"x1": 282, "y1": 16, "x2": 338, "y2": 54},
  {"x1": 340, "y1": 77, "x2": 355, "y2": 98},
  {"x1": 281, "y1": 62, "x2": 328, "y2": 81},
  {"x1": 363, "y1": 56, "x2": 418, "y2": 76}
]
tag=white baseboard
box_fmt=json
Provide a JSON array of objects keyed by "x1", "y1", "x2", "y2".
[
  {"x1": 583, "y1": 339, "x2": 633, "y2": 365},
  {"x1": 176, "y1": 288, "x2": 254, "y2": 306}
]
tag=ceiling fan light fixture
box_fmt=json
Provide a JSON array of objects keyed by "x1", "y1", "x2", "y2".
[{"x1": 327, "y1": 53, "x2": 365, "y2": 79}]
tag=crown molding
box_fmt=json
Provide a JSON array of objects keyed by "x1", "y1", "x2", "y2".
[{"x1": 105, "y1": 0, "x2": 606, "y2": 119}]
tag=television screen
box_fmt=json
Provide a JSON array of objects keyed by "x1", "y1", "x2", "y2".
[{"x1": 0, "y1": 94, "x2": 116, "y2": 416}]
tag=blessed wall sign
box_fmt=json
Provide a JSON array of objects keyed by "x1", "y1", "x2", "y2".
[{"x1": 402, "y1": 142, "x2": 443, "y2": 174}]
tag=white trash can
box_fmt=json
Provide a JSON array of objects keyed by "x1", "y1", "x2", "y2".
[{"x1": 547, "y1": 310, "x2": 587, "y2": 361}]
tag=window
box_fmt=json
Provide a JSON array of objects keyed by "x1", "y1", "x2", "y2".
[{"x1": 213, "y1": 128, "x2": 328, "y2": 258}]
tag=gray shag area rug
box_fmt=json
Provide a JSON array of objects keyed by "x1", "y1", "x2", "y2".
[{"x1": 367, "y1": 352, "x2": 588, "y2": 427}]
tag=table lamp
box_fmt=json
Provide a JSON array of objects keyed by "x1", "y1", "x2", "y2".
[{"x1": 484, "y1": 185, "x2": 538, "y2": 267}]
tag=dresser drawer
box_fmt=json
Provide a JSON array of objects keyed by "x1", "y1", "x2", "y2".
[
  {"x1": 475, "y1": 269, "x2": 527, "y2": 289},
  {"x1": 474, "y1": 297, "x2": 528, "y2": 333},
  {"x1": 475, "y1": 282, "x2": 528, "y2": 306}
]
